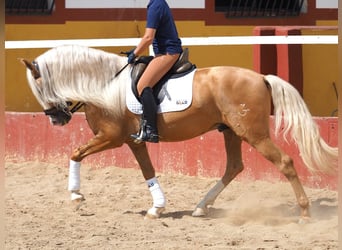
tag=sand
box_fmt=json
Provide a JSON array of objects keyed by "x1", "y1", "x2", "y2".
[{"x1": 5, "y1": 161, "x2": 338, "y2": 249}]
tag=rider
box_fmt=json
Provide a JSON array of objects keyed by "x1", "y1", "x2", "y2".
[{"x1": 128, "y1": 0, "x2": 183, "y2": 143}]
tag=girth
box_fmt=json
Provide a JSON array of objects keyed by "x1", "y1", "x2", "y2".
[{"x1": 130, "y1": 48, "x2": 196, "y2": 104}]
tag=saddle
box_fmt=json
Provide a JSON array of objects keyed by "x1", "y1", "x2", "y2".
[{"x1": 130, "y1": 48, "x2": 196, "y2": 104}]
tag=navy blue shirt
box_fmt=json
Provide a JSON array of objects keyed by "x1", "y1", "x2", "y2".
[{"x1": 146, "y1": 0, "x2": 182, "y2": 55}]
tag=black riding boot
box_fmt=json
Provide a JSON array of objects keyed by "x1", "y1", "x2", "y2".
[{"x1": 131, "y1": 87, "x2": 159, "y2": 143}]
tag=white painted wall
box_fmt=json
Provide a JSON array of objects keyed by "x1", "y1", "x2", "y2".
[
  {"x1": 316, "y1": 0, "x2": 338, "y2": 8},
  {"x1": 65, "y1": 0, "x2": 205, "y2": 9}
]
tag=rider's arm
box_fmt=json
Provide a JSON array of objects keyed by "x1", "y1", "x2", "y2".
[{"x1": 134, "y1": 28, "x2": 156, "y2": 56}]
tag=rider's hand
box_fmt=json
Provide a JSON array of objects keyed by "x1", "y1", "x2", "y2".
[{"x1": 127, "y1": 48, "x2": 137, "y2": 64}]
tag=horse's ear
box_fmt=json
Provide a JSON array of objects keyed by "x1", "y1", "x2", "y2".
[
  {"x1": 19, "y1": 58, "x2": 41, "y2": 79},
  {"x1": 20, "y1": 58, "x2": 33, "y2": 70}
]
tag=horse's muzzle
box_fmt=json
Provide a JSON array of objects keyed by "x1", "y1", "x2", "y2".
[{"x1": 44, "y1": 106, "x2": 72, "y2": 126}]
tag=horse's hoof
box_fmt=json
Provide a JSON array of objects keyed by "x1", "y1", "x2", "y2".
[
  {"x1": 71, "y1": 192, "x2": 85, "y2": 201},
  {"x1": 145, "y1": 207, "x2": 165, "y2": 219},
  {"x1": 192, "y1": 207, "x2": 208, "y2": 217},
  {"x1": 71, "y1": 192, "x2": 85, "y2": 211}
]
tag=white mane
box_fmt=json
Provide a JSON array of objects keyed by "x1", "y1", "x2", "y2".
[{"x1": 26, "y1": 45, "x2": 129, "y2": 117}]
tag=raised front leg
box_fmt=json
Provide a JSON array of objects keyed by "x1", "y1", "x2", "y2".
[
  {"x1": 128, "y1": 142, "x2": 166, "y2": 219},
  {"x1": 193, "y1": 129, "x2": 244, "y2": 217},
  {"x1": 68, "y1": 131, "x2": 123, "y2": 204}
]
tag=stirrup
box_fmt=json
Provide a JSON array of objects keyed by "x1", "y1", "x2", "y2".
[
  {"x1": 131, "y1": 124, "x2": 159, "y2": 144},
  {"x1": 131, "y1": 130, "x2": 159, "y2": 144},
  {"x1": 131, "y1": 129, "x2": 145, "y2": 144}
]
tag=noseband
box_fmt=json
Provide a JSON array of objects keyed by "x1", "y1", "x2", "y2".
[{"x1": 43, "y1": 101, "x2": 84, "y2": 125}]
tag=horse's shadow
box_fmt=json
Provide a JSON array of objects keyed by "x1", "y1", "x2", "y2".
[
  {"x1": 135, "y1": 210, "x2": 194, "y2": 219},
  {"x1": 134, "y1": 197, "x2": 337, "y2": 223}
]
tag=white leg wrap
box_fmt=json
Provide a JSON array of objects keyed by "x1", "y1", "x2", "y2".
[
  {"x1": 68, "y1": 160, "x2": 81, "y2": 191},
  {"x1": 147, "y1": 177, "x2": 166, "y2": 208}
]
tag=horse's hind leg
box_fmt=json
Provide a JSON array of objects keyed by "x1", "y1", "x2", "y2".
[
  {"x1": 254, "y1": 137, "x2": 310, "y2": 219},
  {"x1": 193, "y1": 128, "x2": 244, "y2": 217}
]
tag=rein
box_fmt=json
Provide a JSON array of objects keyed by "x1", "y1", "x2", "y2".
[
  {"x1": 69, "y1": 101, "x2": 84, "y2": 113},
  {"x1": 115, "y1": 63, "x2": 129, "y2": 77}
]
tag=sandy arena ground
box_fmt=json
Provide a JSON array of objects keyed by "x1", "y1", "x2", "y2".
[{"x1": 5, "y1": 161, "x2": 338, "y2": 249}]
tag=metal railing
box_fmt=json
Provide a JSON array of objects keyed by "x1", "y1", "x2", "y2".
[
  {"x1": 215, "y1": 0, "x2": 305, "y2": 17},
  {"x1": 5, "y1": 0, "x2": 55, "y2": 15}
]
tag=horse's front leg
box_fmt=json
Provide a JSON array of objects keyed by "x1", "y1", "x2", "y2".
[
  {"x1": 68, "y1": 133, "x2": 114, "y2": 204},
  {"x1": 128, "y1": 142, "x2": 166, "y2": 219}
]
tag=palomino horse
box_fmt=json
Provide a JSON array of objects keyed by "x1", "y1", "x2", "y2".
[{"x1": 22, "y1": 45, "x2": 337, "y2": 220}]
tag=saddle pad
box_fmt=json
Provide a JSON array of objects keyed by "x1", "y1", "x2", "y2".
[{"x1": 126, "y1": 69, "x2": 196, "y2": 114}]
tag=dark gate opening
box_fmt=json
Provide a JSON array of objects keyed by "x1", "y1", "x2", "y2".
[
  {"x1": 6, "y1": 0, "x2": 55, "y2": 15},
  {"x1": 215, "y1": 0, "x2": 305, "y2": 18}
]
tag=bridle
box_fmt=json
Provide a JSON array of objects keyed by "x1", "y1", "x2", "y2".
[
  {"x1": 31, "y1": 60, "x2": 84, "y2": 124},
  {"x1": 43, "y1": 101, "x2": 84, "y2": 125}
]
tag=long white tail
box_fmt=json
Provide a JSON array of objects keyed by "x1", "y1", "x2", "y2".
[{"x1": 265, "y1": 74, "x2": 338, "y2": 174}]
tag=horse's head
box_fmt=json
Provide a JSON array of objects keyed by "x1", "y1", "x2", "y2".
[
  {"x1": 21, "y1": 45, "x2": 126, "y2": 124},
  {"x1": 21, "y1": 58, "x2": 74, "y2": 126}
]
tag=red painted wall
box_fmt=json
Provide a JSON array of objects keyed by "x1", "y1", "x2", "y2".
[{"x1": 5, "y1": 112, "x2": 338, "y2": 190}]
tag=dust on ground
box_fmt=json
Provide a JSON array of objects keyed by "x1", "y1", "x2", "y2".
[{"x1": 5, "y1": 161, "x2": 338, "y2": 249}]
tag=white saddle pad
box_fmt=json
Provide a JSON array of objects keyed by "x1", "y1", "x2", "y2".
[{"x1": 126, "y1": 69, "x2": 196, "y2": 114}]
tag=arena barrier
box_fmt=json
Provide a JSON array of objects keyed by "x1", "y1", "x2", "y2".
[
  {"x1": 5, "y1": 35, "x2": 337, "y2": 50},
  {"x1": 5, "y1": 35, "x2": 338, "y2": 190},
  {"x1": 5, "y1": 112, "x2": 338, "y2": 190}
]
